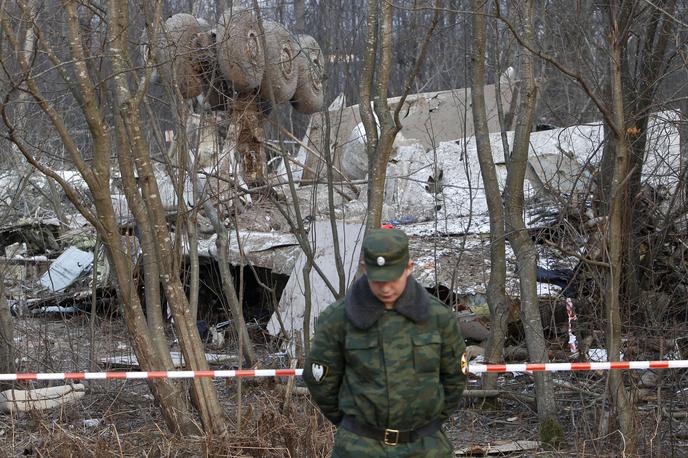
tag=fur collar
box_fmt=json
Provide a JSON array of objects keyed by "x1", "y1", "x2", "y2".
[{"x1": 345, "y1": 275, "x2": 430, "y2": 330}]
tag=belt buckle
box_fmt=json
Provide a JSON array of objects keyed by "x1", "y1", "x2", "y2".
[{"x1": 384, "y1": 429, "x2": 399, "y2": 446}]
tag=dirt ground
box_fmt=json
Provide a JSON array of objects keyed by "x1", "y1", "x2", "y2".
[{"x1": 1, "y1": 314, "x2": 687, "y2": 457}]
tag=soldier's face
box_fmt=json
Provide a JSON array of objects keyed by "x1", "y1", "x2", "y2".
[{"x1": 367, "y1": 261, "x2": 414, "y2": 309}]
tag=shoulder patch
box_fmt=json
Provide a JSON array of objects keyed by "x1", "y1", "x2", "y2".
[{"x1": 311, "y1": 362, "x2": 329, "y2": 383}]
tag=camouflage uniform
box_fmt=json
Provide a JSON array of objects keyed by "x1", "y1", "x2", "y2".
[{"x1": 304, "y1": 229, "x2": 466, "y2": 457}]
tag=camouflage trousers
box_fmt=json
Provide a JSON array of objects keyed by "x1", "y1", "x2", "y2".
[{"x1": 330, "y1": 427, "x2": 453, "y2": 457}]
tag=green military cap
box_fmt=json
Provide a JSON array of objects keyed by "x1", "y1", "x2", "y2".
[{"x1": 362, "y1": 228, "x2": 410, "y2": 281}]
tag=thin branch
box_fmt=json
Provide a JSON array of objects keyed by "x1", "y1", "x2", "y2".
[
  {"x1": 541, "y1": 238, "x2": 610, "y2": 268},
  {"x1": 493, "y1": 0, "x2": 622, "y2": 139},
  {"x1": 639, "y1": 0, "x2": 688, "y2": 29},
  {"x1": 393, "y1": 0, "x2": 441, "y2": 127}
]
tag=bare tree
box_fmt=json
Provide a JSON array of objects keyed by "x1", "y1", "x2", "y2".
[
  {"x1": 496, "y1": 0, "x2": 561, "y2": 441},
  {"x1": 493, "y1": 0, "x2": 687, "y2": 450},
  {"x1": 0, "y1": 277, "x2": 13, "y2": 385},
  {"x1": 602, "y1": 0, "x2": 678, "y2": 308},
  {"x1": 359, "y1": 0, "x2": 441, "y2": 231},
  {"x1": 470, "y1": 0, "x2": 510, "y2": 399},
  {"x1": 0, "y1": 1, "x2": 226, "y2": 434},
  {"x1": 603, "y1": 19, "x2": 638, "y2": 454},
  {"x1": 0, "y1": 0, "x2": 37, "y2": 388}
]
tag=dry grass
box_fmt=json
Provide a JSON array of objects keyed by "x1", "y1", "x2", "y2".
[
  {"x1": 1, "y1": 315, "x2": 336, "y2": 457},
  {"x1": 0, "y1": 383, "x2": 335, "y2": 457},
  {"x1": 2, "y1": 315, "x2": 688, "y2": 457}
]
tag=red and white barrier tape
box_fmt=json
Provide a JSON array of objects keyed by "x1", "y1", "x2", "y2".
[
  {"x1": 0, "y1": 369, "x2": 303, "y2": 382},
  {"x1": 463, "y1": 359, "x2": 688, "y2": 374},
  {"x1": 2, "y1": 359, "x2": 688, "y2": 381},
  {"x1": 565, "y1": 298, "x2": 578, "y2": 353}
]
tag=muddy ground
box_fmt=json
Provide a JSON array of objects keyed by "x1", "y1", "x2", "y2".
[{"x1": 1, "y1": 314, "x2": 687, "y2": 457}]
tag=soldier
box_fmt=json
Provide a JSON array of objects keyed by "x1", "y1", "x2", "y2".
[{"x1": 304, "y1": 228, "x2": 466, "y2": 457}]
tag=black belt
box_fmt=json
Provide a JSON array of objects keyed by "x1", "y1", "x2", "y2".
[{"x1": 339, "y1": 416, "x2": 443, "y2": 446}]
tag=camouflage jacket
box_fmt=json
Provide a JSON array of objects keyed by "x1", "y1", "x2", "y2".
[{"x1": 304, "y1": 276, "x2": 466, "y2": 431}]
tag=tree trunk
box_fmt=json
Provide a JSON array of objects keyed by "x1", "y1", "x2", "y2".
[
  {"x1": 471, "y1": 0, "x2": 509, "y2": 395},
  {"x1": 0, "y1": 1, "x2": 206, "y2": 435},
  {"x1": 115, "y1": 104, "x2": 227, "y2": 434},
  {"x1": 605, "y1": 16, "x2": 637, "y2": 452},
  {"x1": 622, "y1": 0, "x2": 676, "y2": 298},
  {"x1": 359, "y1": 0, "x2": 381, "y2": 231},
  {"x1": 0, "y1": 0, "x2": 33, "y2": 390},
  {"x1": 366, "y1": 1, "x2": 398, "y2": 231},
  {"x1": 102, "y1": 229, "x2": 201, "y2": 435},
  {"x1": 113, "y1": 114, "x2": 170, "y2": 367},
  {"x1": 301, "y1": 257, "x2": 314, "y2": 355},
  {"x1": 503, "y1": 0, "x2": 560, "y2": 441},
  {"x1": 208, "y1": 213, "x2": 257, "y2": 367},
  {"x1": 0, "y1": 278, "x2": 15, "y2": 388},
  {"x1": 359, "y1": 0, "x2": 440, "y2": 232}
]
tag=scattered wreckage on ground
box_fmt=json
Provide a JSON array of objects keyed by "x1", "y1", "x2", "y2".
[{"x1": 1, "y1": 82, "x2": 686, "y2": 403}]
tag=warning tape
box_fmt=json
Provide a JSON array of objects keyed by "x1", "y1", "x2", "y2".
[
  {"x1": 2, "y1": 359, "x2": 688, "y2": 381},
  {"x1": 0, "y1": 369, "x2": 303, "y2": 382},
  {"x1": 463, "y1": 358, "x2": 688, "y2": 375}
]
